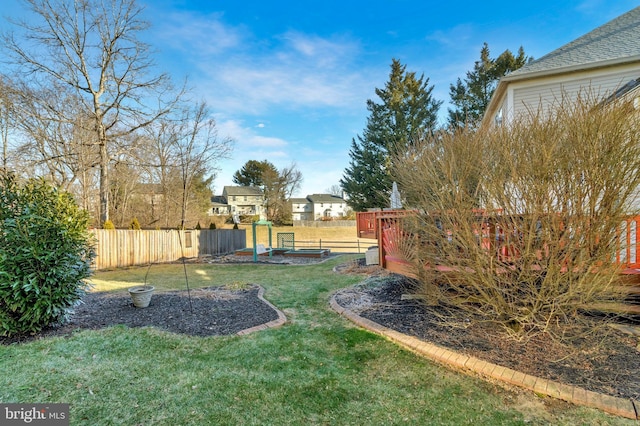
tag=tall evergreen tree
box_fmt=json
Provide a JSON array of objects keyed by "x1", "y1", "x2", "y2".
[
  {"x1": 341, "y1": 59, "x2": 442, "y2": 211},
  {"x1": 448, "y1": 43, "x2": 531, "y2": 129},
  {"x1": 342, "y1": 136, "x2": 389, "y2": 212},
  {"x1": 232, "y1": 159, "x2": 276, "y2": 187}
]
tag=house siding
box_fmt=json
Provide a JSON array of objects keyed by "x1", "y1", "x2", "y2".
[
  {"x1": 290, "y1": 194, "x2": 350, "y2": 221},
  {"x1": 507, "y1": 64, "x2": 640, "y2": 121},
  {"x1": 483, "y1": 6, "x2": 640, "y2": 128},
  {"x1": 210, "y1": 186, "x2": 266, "y2": 219}
]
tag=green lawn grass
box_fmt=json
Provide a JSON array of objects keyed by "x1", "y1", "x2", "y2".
[{"x1": 0, "y1": 255, "x2": 632, "y2": 425}]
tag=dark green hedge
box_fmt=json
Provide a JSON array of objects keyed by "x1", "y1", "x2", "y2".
[{"x1": 0, "y1": 175, "x2": 96, "y2": 336}]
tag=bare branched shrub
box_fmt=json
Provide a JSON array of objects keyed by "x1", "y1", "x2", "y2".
[{"x1": 393, "y1": 96, "x2": 640, "y2": 341}]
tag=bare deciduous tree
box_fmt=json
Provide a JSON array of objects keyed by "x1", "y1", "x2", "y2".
[
  {"x1": 2, "y1": 0, "x2": 179, "y2": 225},
  {"x1": 10, "y1": 82, "x2": 100, "y2": 197},
  {"x1": 325, "y1": 184, "x2": 344, "y2": 197},
  {"x1": 171, "y1": 102, "x2": 233, "y2": 228},
  {"x1": 137, "y1": 101, "x2": 233, "y2": 228},
  {"x1": 139, "y1": 120, "x2": 178, "y2": 228},
  {"x1": 0, "y1": 77, "x2": 15, "y2": 173},
  {"x1": 263, "y1": 163, "x2": 302, "y2": 224}
]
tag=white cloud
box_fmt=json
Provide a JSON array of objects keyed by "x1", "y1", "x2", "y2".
[
  {"x1": 215, "y1": 119, "x2": 287, "y2": 149},
  {"x1": 153, "y1": 11, "x2": 245, "y2": 56},
  {"x1": 279, "y1": 31, "x2": 358, "y2": 67},
  {"x1": 156, "y1": 18, "x2": 373, "y2": 115},
  {"x1": 204, "y1": 61, "x2": 369, "y2": 115}
]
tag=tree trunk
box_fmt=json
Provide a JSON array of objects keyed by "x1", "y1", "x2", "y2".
[
  {"x1": 98, "y1": 112, "x2": 109, "y2": 225},
  {"x1": 99, "y1": 142, "x2": 109, "y2": 225}
]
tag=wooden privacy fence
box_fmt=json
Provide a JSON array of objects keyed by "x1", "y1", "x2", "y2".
[{"x1": 91, "y1": 229, "x2": 247, "y2": 270}]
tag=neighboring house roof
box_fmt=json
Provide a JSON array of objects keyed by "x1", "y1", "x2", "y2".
[
  {"x1": 483, "y1": 6, "x2": 640, "y2": 127},
  {"x1": 307, "y1": 194, "x2": 346, "y2": 204},
  {"x1": 222, "y1": 186, "x2": 264, "y2": 196},
  {"x1": 289, "y1": 198, "x2": 308, "y2": 204}
]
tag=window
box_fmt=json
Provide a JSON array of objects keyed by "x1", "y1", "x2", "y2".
[
  {"x1": 494, "y1": 108, "x2": 503, "y2": 126},
  {"x1": 232, "y1": 196, "x2": 236, "y2": 202},
  {"x1": 244, "y1": 196, "x2": 247, "y2": 201}
]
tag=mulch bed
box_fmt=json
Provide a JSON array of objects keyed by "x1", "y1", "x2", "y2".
[
  {"x1": 1, "y1": 253, "x2": 336, "y2": 345},
  {"x1": 1, "y1": 285, "x2": 279, "y2": 344},
  {"x1": 333, "y1": 260, "x2": 640, "y2": 401}
]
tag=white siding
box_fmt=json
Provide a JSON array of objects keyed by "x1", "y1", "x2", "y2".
[{"x1": 510, "y1": 65, "x2": 640, "y2": 118}]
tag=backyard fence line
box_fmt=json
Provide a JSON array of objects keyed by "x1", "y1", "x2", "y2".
[
  {"x1": 90, "y1": 229, "x2": 246, "y2": 270},
  {"x1": 293, "y1": 220, "x2": 356, "y2": 228},
  {"x1": 290, "y1": 239, "x2": 376, "y2": 253}
]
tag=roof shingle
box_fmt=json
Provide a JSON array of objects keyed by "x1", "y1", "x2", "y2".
[
  {"x1": 507, "y1": 7, "x2": 640, "y2": 78},
  {"x1": 223, "y1": 186, "x2": 264, "y2": 196}
]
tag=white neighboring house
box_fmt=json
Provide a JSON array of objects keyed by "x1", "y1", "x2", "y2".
[
  {"x1": 209, "y1": 186, "x2": 266, "y2": 219},
  {"x1": 291, "y1": 194, "x2": 349, "y2": 221},
  {"x1": 482, "y1": 6, "x2": 640, "y2": 128},
  {"x1": 290, "y1": 197, "x2": 313, "y2": 221}
]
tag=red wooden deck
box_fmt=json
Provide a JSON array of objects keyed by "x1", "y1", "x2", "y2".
[{"x1": 357, "y1": 210, "x2": 640, "y2": 282}]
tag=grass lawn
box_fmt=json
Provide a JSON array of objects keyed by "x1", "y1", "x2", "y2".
[{"x1": 0, "y1": 255, "x2": 632, "y2": 425}]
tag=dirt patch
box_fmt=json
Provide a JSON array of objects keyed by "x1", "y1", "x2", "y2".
[{"x1": 334, "y1": 260, "x2": 640, "y2": 401}]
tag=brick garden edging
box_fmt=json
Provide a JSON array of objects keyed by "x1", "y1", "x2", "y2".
[
  {"x1": 236, "y1": 286, "x2": 287, "y2": 335},
  {"x1": 329, "y1": 291, "x2": 639, "y2": 420}
]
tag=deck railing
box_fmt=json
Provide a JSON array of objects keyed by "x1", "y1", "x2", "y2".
[
  {"x1": 356, "y1": 210, "x2": 416, "y2": 239},
  {"x1": 617, "y1": 215, "x2": 640, "y2": 268},
  {"x1": 358, "y1": 211, "x2": 640, "y2": 272}
]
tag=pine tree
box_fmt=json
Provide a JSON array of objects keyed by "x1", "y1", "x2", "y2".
[
  {"x1": 341, "y1": 136, "x2": 390, "y2": 212},
  {"x1": 232, "y1": 160, "x2": 275, "y2": 187},
  {"x1": 448, "y1": 43, "x2": 531, "y2": 129},
  {"x1": 341, "y1": 59, "x2": 441, "y2": 211}
]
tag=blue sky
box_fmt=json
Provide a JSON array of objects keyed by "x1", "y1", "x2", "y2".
[{"x1": 3, "y1": 1, "x2": 639, "y2": 197}]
